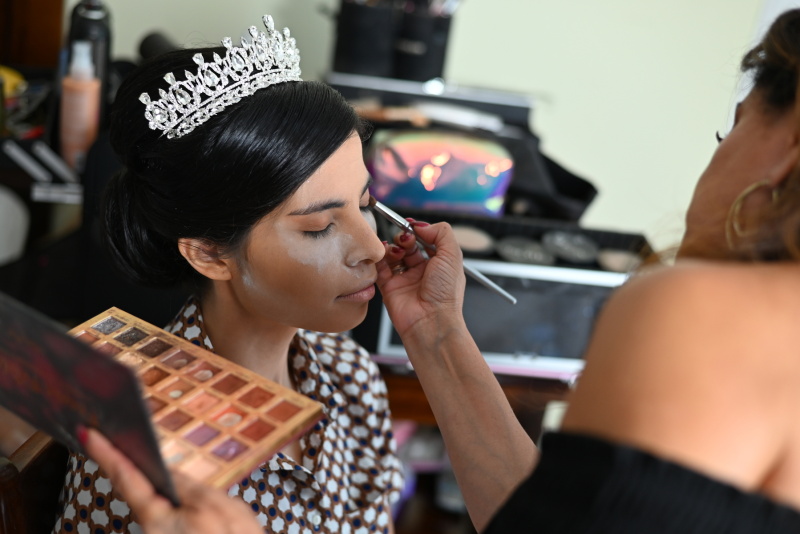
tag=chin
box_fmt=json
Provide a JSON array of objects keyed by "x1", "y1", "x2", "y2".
[{"x1": 303, "y1": 304, "x2": 369, "y2": 334}]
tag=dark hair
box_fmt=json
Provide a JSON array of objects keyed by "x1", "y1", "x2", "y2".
[
  {"x1": 732, "y1": 9, "x2": 800, "y2": 260},
  {"x1": 103, "y1": 47, "x2": 368, "y2": 290}
]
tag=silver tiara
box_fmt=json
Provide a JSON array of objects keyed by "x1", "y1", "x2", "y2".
[{"x1": 139, "y1": 15, "x2": 302, "y2": 139}]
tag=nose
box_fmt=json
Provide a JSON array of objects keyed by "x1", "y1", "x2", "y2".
[{"x1": 346, "y1": 209, "x2": 386, "y2": 267}]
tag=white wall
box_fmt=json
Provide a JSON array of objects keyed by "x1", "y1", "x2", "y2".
[{"x1": 65, "y1": 0, "x2": 772, "y2": 249}]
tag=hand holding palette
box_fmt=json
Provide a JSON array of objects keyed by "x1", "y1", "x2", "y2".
[
  {"x1": 0, "y1": 292, "x2": 323, "y2": 505},
  {"x1": 68, "y1": 307, "x2": 323, "y2": 491},
  {"x1": 0, "y1": 293, "x2": 177, "y2": 503}
]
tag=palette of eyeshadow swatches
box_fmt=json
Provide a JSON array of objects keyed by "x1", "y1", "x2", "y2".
[{"x1": 69, "y1": 308, "x2": 323, "y2": 489}]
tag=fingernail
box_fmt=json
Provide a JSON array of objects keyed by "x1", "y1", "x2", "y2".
[
  {"x1": 76, "y1": 424, "x2": 88, "y2": 446},
  {"x1": 411, "y1": 221, "x2": 430, "y2": 227},
  {"x1": 405, "y1": 217, "x2": 416, "y2": 223},
  {"x1": 381, "y1": 240, "x2": 388, "y2": 245},
  {"x1": 391, "y1": 245, "x2": 403, "y2": 254},
  {"x1": 399, "y1": 233, "x2": 411, "y2": 243}
]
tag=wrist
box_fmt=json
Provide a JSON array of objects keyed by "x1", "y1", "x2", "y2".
[
  {"x1": 400, "y1": 310, "x2": 469, "y2": 358},
  {"x1": 406, "y1": 303, "x2": 463, "y2": 329}
]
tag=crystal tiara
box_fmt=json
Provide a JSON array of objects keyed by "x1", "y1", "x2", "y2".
[{"x1": 139, "y1": 15, "x2": 302, "y2": 139}]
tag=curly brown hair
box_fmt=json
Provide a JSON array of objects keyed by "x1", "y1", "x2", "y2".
[{"x1": 734, "y1": 9, "x2": 800, "y2": 260}]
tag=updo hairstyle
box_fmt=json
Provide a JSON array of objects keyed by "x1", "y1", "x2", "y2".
[{"x1": 102, "y1": 47, "x2": 368, "y2": 290}]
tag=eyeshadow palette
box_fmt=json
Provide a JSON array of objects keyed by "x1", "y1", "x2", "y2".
[
  {"x1": 0, "y1": 293, "x2": 177, "y2": 503},
  {"x1": 68, "y1": 307, "x2": 324, "y2": 489}
]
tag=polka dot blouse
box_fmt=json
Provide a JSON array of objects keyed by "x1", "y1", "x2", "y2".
[{"x1": 53, "y1": 297, "x2": 404, "y2": 533}]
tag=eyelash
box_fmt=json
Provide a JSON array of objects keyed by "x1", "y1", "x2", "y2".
[
  {"x1": 715, "y1": 131, "x2": 725, "y2": 144},
  {"x1": 303, "y1": 204, "x2": 373, "y2": 239},
  {"x1": 304, "y1": 226, "x2": 333, "y2": 239}
]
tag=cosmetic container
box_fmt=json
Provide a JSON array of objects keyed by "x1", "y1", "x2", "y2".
[
  {"x1": 68, "y1": 0, "x2": 112, "y2": 123},
  {"x1": 60, "y1": 41, "x2": 100, "y2": 172}
]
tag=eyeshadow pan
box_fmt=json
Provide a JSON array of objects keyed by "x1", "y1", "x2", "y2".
[
  {"x1": 118, "y1": 352, "x2": 146, "y2": 369},
  {"x1": 213, "y1": 406, "x2": 246, "y2": 428},
  {"x1": 216, "y1": 412, "x2": 243, "y2": 427},
  {"x1": 94, "y1": 342, "x2": 121, "y2": 356},
  {"x1": 158, "y1": 410, "x2": 193, "y2": 432},
  {"x1": 161, "y1": 441, "x2": 191, "y2": 465},
  {"x1": 211, "y1": 374, "x2": 247, "y2": 395},
  {"x1": 183, "y1": 392, "x2": 222, "y2": 415},
  {"x1": 238, "y1": 387, "x2": 274, "y2": 408},
  {"x1": 194, "y1": 370, "x2": 213, "y2": 381},
  {"x1": 182, "y1": 456, "x2": 220, "y2": 481},
  {"x1": 267, "y1": 401, "x2": 302, "y2": 422},
  {"x1": 241, "y1": 419, "x2": 275, "y2": 441},
  {"x1": 114, "y1": 327, "x2": 148, "y2": 346},
  {"x1": 92, "y1": 316, "x2": 126, "y2": 334},
  {"x1": 159, "y1": 378, "x2": 195, "y2": 400},
  {"x1": 75, "y1": 331, "x2": 98, "y2": 344},
  {"x1": 161, "y1": 350, "x2": 195, "y2": 369},
  {"x1": 141, "y1": 366, "x2": 169, "y2": 386},
  {"x1": 138, "y1": 338, "x2": 173, "y2": 357},
  {"x1": 145, "y1": 396, "x2": 167, "y2": 415},
  {"x1": 185, "y1": 424, "x2": 220, "y2": 446},
  {"x1": 212, "y1": 438, "x2": 247, "y2": 461},
  {"x1": 185, "y1": 361, "x2": 221, "y2": 382}
]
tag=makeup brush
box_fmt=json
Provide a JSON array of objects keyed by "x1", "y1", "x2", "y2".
[{"x1": 369, "y1": 197, "x2": 517, "y2": 304}]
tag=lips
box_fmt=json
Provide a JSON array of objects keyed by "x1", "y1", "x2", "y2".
[{"x1": 338, "y1": 281, "x2": 377, "y2": 301}]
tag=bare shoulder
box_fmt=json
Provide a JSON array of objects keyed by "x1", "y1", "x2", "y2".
[
  {"x1": 570, "y1": 259, "x2": 800, "y2": 397},
  {"x1": 597, "y1": 260, "x2": 800, "y2": 341},
  {"x1": 561, "y1": 260, "x2": 800, "y2": 489}
]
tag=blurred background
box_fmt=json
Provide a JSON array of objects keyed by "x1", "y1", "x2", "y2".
[{"x1": 50, "y1": 0, "x2": 791, "y2": 250}]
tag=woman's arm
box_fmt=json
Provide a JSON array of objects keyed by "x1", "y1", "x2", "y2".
[
  {"x1": 400, "y1": 311, "x2": 537, "y2": 532},
  {"x1": 377, "y1": 223, "x2": 537, "y2": 532}
]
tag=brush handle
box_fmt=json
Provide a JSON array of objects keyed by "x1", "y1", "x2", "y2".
[{"x1": 462, "y1": 263, "x2": 518, "y2": 305}]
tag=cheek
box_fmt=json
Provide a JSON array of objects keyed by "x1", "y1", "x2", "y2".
[{"x1": 283, "y1": 231, "x2": 349, "y2": 276}]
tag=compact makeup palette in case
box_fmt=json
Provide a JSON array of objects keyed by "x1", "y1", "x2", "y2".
[
  {"x1": 0, "y1": 292, "x2": 323, "y2": 504},
  {"x1": 68, "y1": 308, "x2": 324, "y2": 489}
]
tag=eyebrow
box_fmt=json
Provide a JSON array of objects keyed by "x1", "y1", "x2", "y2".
[{"x1": 288, "y1": 176, "x2": 373, "y2": 216}]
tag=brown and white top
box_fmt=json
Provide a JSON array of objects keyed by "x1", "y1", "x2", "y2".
[{"x1": 53, "y1": 297, "x2": 404, "y2": 534}]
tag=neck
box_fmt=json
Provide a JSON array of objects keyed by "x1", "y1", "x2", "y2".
[
  {"x1": 676, "y1": 227, "x2": 733, "y2": 261},
  {"x1": 198, "y1": 284, "x2": 298, "y2": 389}
]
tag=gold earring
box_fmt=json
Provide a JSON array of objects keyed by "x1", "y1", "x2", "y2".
[{"x1": 725, "y1": 180, "x2": 780, "y2": 249}]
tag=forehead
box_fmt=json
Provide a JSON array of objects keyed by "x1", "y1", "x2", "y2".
[{"x1": 276, "y1": 136, "x2": 368, "y2": 211}]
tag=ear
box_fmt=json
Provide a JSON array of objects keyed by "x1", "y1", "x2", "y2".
[
  {"x1": 767, "y1": 133, "x2": 800, "y2": 187},
  {"x1": 177, "y1": 238, "x2": 234, "y2": 281}
]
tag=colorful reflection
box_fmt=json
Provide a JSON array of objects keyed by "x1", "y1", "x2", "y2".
[{"x1": 366, "y1": 130, "x2": 514, "y2": 217}]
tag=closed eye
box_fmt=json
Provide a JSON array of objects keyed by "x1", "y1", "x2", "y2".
[
  {"x1": 304, "y1": 179, "x2": 373, "y2": 238},
  {"x1": 304, "y1": 224, "x2": 334, "y2": 239}
]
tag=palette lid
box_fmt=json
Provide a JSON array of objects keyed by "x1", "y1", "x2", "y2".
[{"x1": 0, "y1": 292, "x2": 178, "y2": 504}]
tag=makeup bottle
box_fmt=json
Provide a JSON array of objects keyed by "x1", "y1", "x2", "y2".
[
  {"x1": 68, "y1": 0, "x2": 112, "y2": 125},
  {"x1": 60, "y1": 41, "x2": 101, "y2": 173}
]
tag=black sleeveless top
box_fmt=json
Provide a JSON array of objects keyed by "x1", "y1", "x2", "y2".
[{"x1": 485, "y1": 432, "x2": 800, "y2": 533}]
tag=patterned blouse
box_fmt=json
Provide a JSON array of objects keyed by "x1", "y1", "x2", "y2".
[{"x1": 53, "y1": 297, "x2": 403, "y2": 533}]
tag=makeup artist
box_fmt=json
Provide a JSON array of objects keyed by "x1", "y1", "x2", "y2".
[
  {"x1": 382, "y1": 10, "x2": 800, "y2": 529},
  {"x1": 79, "y1": 7, "x2": 800, "y2": 533}
]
